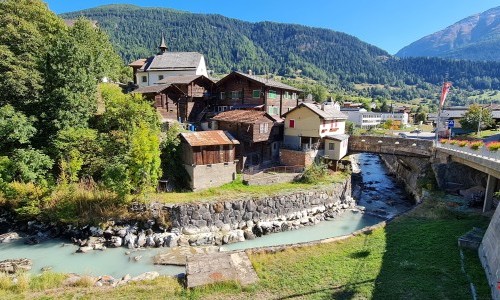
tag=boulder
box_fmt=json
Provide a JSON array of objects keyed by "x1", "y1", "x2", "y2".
[
  {"x1": 130, "y1": 271, "x2": 159, "y2": 282},
  {"x1": 0, "y1": 258, "x2": 32, "y2": 273}
]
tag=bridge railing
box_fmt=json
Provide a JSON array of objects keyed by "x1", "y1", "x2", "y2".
[{"x1": 436, "y1": 142, "x2": 500, "y2": 162}]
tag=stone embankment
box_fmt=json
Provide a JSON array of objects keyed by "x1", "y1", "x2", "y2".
[{"x1": 69, "y1": 177, "x2": 355, "y2": 251}]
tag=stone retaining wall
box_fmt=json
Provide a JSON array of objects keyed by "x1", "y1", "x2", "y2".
[
  {"x1": 479, "y1": 204, "x2": 500, "y2": 300},
  {"x1": 162, "y1": 176, "x2": 354, "y2": 246}
]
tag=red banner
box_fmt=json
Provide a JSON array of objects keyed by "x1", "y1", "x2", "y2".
[{"x1": 439, "y1": 82, "x2": 452, "y2": 108}]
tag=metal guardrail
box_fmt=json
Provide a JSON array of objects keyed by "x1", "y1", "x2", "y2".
[{"x1": 436, "y1": 143, "x2": 500, "y2": 162}]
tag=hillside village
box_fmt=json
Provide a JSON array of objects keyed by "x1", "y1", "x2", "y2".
[
  {"x1": 129, "y1": 36, "x2": 500, "y2": 191},
  {"x1": 129, "y1": 36, "x2": 416, "y2": 190}
]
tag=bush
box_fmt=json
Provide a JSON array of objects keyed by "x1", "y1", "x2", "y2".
[
  {"x1": 469, "y1": 141, "x2": 484, "y2": 150},
  {"x1": 299, "y1": 161, "x2": 330, "y2": 184},
  {"x1": 2, "y1": 182, "x2": 50, "y2": 220},
  {"x1": 439, "y1": 139, "x2": 448, "y2": 144},
  {"x1": 457, "y1": 140, "x2": 469, "y2": 147},
  {"x1": 486, "y1": 141, "x2": 500, "y2": 151}
]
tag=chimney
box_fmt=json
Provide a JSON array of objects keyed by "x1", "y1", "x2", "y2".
[{"x1": 248, "y1": 69, "x2": 252, "y2": 76}]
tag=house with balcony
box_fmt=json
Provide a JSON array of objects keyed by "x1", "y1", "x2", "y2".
[
  {"x1": 133, "y1": 75, "x2": 215, "y2": 123},
  {"x1": 211, "y1": 110, "x2": 282, "y2": 171},
  {"x1": 214, "y1": 71, "x2": 302, "y2": 117},
  {"x1": 281, "y1": 103, "x2": 349, "y2": 166},
  {"x1": 179, "y1": 130, "x2": 239, "y2": 191},
  {"x1": 340, "y1": 108, "x2": 408, "y2": 129}
]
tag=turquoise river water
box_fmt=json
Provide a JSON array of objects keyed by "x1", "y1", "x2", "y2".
[{"x1": 0, "y1": 153, "x2": 409, "y2": 278}]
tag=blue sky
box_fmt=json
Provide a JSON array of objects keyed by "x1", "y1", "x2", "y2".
[{"x1": 44, "y1": 1, "x2": 500, "y2": 54}]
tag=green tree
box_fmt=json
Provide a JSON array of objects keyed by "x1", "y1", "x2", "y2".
[
  {"x1": 0, "y1": 0, "x2": 65, "y2": 113},
  {"x1": 160, "y1": 123, "x2": 190, "y2": 190},
  {"x1": 10, "y1": 149, "x2": 53, "y2": 184},
  {"x1": 459, "y1": 104, "x2": 494, "y2": 133},
  {"x1": 0, "y1": 105, "x2": 36, "y2": 153},
  {"x1": 41, "y1": 19, "x2": 122, "y2": 133}
]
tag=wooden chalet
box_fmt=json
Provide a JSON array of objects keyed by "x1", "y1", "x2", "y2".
[
  {"x1": 215, "y1": 71, "x2": 302, "y2": 117},
  {"x1": 132, "y1": 75, "x2": 215, "y2": 123},
  {"x1": 179, "y1": 130, "x2": 239, "y2": 190},
  {"x1": 211, "y1": 110, "x2": 282, "y2": 170}
]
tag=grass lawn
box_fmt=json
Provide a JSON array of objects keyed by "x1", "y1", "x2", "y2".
[
  {"x1": 0, "y1": 195, "x2": 491, "y2": 299},
  {"x1": 146, "y1": 173, "x2": 347, "y2": 204},
  {"x1": 457, "y1": 129, "x2": 500, "y2": 139}
]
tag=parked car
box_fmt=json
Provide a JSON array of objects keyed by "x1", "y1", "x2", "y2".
[
  {"x1": 410, "y1": 129, "x2": 422, "y2": 134},
  {"x1": 398, "y1": 132, "x2": 408, "y2": 138}
]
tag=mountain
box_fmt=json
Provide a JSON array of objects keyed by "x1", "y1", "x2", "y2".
[
  {"x1": 61, "y1": 4, "x2": 395, "y2": 86},
  {"x1": 397, "y1": 6, "x2": 500, "y2": 61},
  {"x1": 61, "y1": 4, "x2": 500, "y2": 101}
]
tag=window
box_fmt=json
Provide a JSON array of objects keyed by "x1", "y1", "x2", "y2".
[
  {"x1": 220, "y1": 92, "x2": 225, "y2": 100},
  {"x1": 268, "y1": 106, "x2": 279, "y2": 115},
  {"x1": 141, "y1": 76, "x2": 147, "y2": 83},
  {"x1": 329, "y1": 143, "x2": 335, "y2": 151},
  {"x1": 259, "y1": 123, "x2": 269, "y2": 133},
  {"x1": 268, "y1": 90, "x2": 277, "y2": 99},
  {"x1": 231, "y1": 91, "x2": 242, "y2": 99},
  {"x1": 289, "y1": 119, "x2": 295, "y2": 128},
  {"x1": 292, "y1": 93, "x2": 297, "y2": 100},
  {"x1": 284, "y1": 92, "x2": 291, "y2": 99},
  {"x1": 252, "y1": 90, "x2": 261, "y2": 98},
  {"x1": 158, "y1": 75, "x2": 164, "y2": 81}
]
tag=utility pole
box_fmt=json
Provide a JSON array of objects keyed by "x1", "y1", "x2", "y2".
[{"x1": 477, "y1": 105, "x2": 482, "y2": 137}]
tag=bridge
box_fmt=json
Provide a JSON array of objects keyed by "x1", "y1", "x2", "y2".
[
  {"x1": 348, "y1": 135, "x2": 433, "y2": 157},
  {"x1": 348, "y1": 135, "x2": 499, "y2": 212}
]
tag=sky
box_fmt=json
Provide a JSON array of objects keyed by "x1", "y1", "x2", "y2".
[{"x1": 44, "y1": 0, "x2": 500, "y2": 54}]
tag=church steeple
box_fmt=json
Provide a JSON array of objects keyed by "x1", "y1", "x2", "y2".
[{"x1": 158, "y1": 34, "x2": 168, "y2": 54}]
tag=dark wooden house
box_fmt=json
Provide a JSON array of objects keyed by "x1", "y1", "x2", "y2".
[
  {"x1": 179, "y1": 130, "x2": 239, "y2": 190},
  {"x1": 215, "y1": 71, "x2": 302, "y2": 117},
  {"x1": 211, "y1": 110, "x2": 282, "y2": 170},
  {"x1": 133, "y1": 75, "x2": 215, "y2": 123}
]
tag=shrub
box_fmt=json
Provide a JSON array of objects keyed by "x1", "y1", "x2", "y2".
[
  {"x1": 486, "y1": 141, "x2": 500, "y2": 151},
  {"x1": 439, "y1": 139, "x2": 448, "y2": 144},
  {"x1": 449, "y1": 140, "x2": 458, "y2": 145},
  {"x1": 457, "y1": 140, "x2": 469, "y2": 147},
  {"x1": 298, "y1": 161, "x2": 330, "y2": 184},
  {"x1": 2, "y1": 182, "x2": 50, "y2": 220},
  {"x1": 469, "y1": 141, "x2": 484, "y2": 150}
]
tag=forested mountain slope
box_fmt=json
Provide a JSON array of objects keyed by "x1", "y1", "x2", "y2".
[
  {"x1": 397, "y1": 6, "x2": 500, "y2": 61},
  {"x1": 62, "y1": 5, "x2": 500, "y2": 94}
]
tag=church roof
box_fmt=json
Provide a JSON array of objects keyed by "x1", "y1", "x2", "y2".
[{"x1": 139, "y1": 52, "x2": 203, "y2": 72}]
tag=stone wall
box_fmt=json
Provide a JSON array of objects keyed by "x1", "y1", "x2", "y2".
[
  {"x1": 349, "y1": 136, "x2": 433, "y2": 157},
  {"x1": 163, "y1": 176, "x2": 354, "y2": 246},
  {"x1": 379, "y1": 154, "x2": 433, "y2": 203},
  {"x1": 479, "y1": 204, "x2": 500, "y2": 300}
]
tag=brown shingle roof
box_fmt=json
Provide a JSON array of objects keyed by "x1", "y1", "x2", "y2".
[
  {"x1": 217, "y1": 71, "x2": 302, "y2": 92},
  {"x1": 128, "y1": 58, "x2": 147, "y2": 67},
  {"x1": 181, "y1": 130, "x2": 239, "y2": 147},
  {"x1": 212, "y1": 110, "x2": 275, "y2": 123},
  {"x1": 131, "y1": 84, "x2": 171, "y2": 94}
]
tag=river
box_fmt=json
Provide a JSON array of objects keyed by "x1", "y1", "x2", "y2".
[{"x1": 0, "y1": 153, "x2": 412, "y2": 278}]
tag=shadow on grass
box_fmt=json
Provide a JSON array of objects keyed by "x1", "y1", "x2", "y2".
[
  {"x1": 276, "y1": 279, "x2": 374, "y2": 300},
  {"x1": 371, "y1": 201, "x2": 491, "y2": 300},
  {"x1": 349, "y1": 250, "x2": 371, "y2": 259}
]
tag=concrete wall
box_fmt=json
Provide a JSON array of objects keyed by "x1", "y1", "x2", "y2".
[
  {"x1": 163, "y1": 177, "x2": 354, "y2": 246},
  {"x1": 479, "y1": 204, "x2": 500, "y2": 300},
  {"x1": 184, "y1": 162, "x2": 237, "y2": 191}
]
